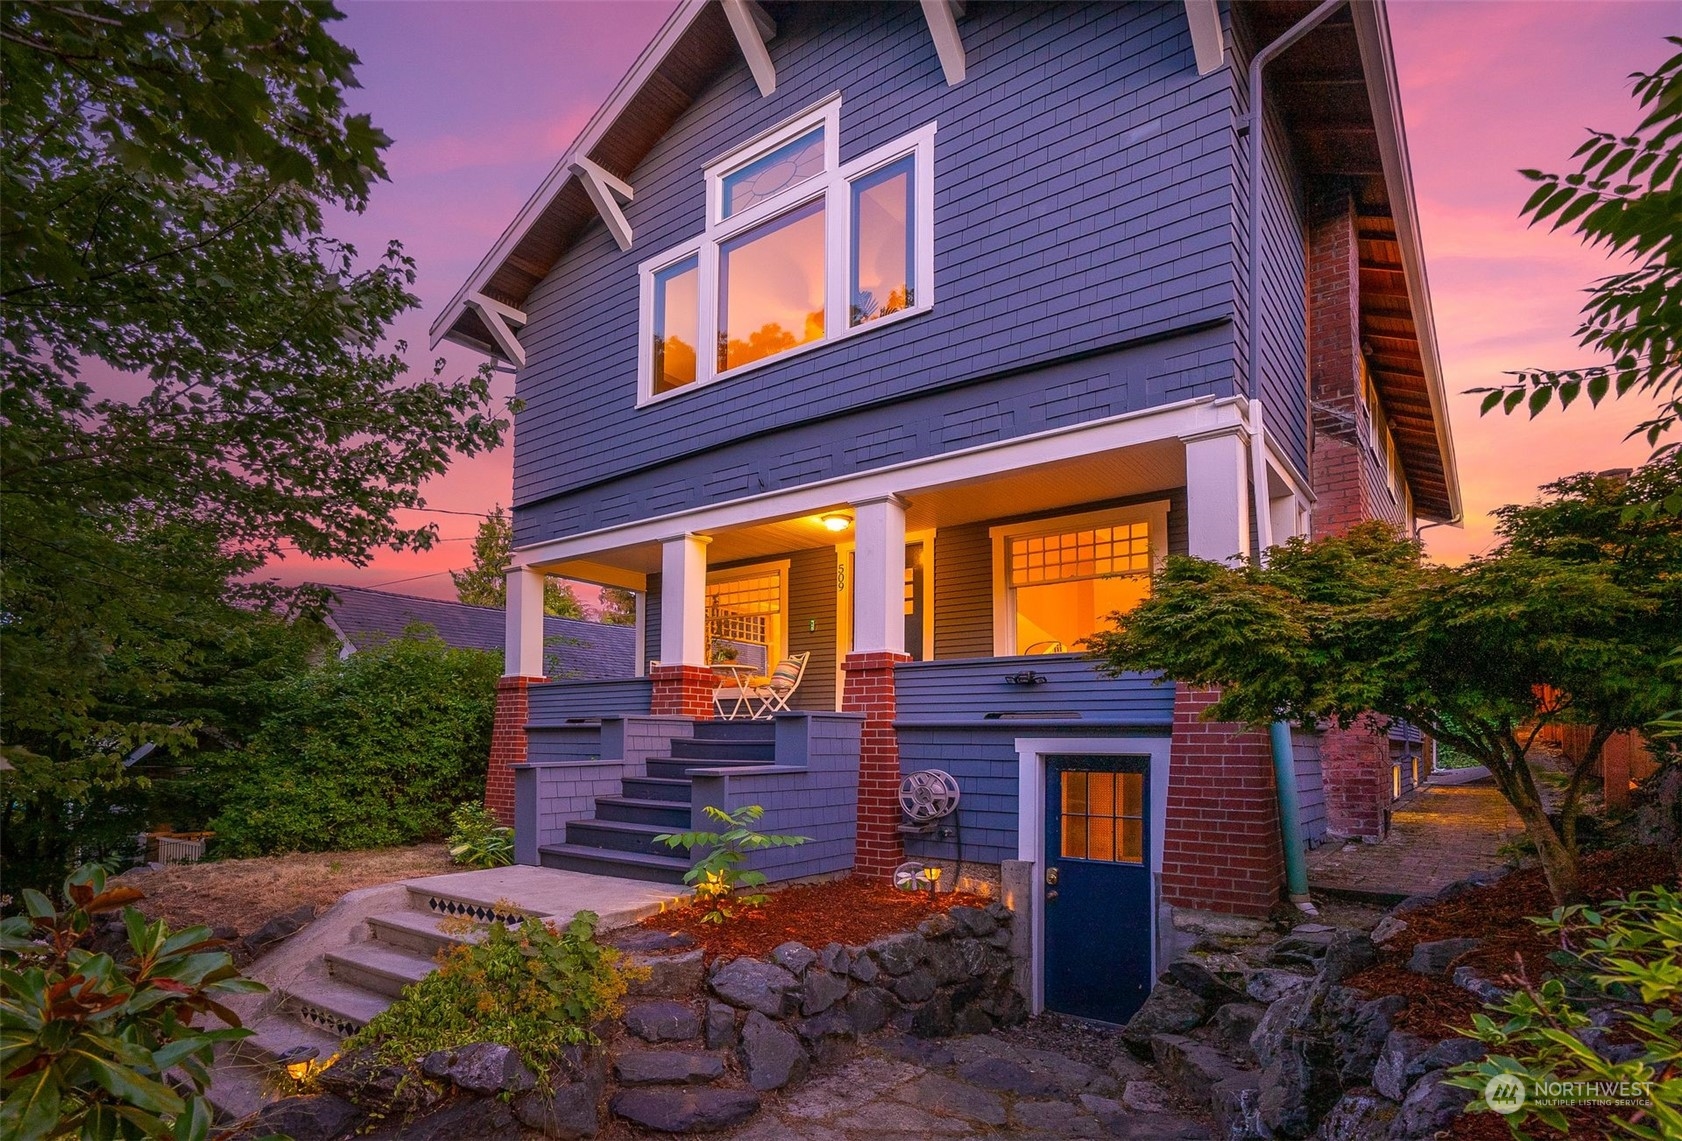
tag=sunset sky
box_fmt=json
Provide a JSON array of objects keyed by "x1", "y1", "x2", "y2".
[{"x1": 274, "y1": 0, "x2": 1676, "y2": 600}]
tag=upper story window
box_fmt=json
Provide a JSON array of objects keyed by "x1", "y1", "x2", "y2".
[
  {"x1": 1359, "y1": 361, "x2": 1405, "y2": 504},
  {"x1": 638, "y1": 95, "x2": 936, "y2": 404}
]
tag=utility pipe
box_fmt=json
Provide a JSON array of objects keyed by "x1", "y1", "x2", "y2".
[{"x1": 1246, "y1": 0, "x2": 1346, "y2": 914}]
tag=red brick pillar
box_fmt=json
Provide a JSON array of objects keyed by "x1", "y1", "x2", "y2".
[
  {"x1": 1602, "y1": 732, "x2": 1632, "y2": 811},
  {"x1": 842, "y1": 650, "x2": 910, "y2": 880},
  {"x1": 1161, "y1": 687, "x2": 1284, "y2": 916},
  {"x1": 650, "y1": 664, "x2": 716, "y2": 719},
  {"x1": 1320, "y1": 714, "x2": 1393, "y2": 839},
  {"x1": 488, "y1": 676, "x2": 542, "y2": 825}
]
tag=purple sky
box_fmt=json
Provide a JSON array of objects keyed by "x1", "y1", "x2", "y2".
[{"x1": 270, "y1": 0, "x2": 1676, "y2": 599}]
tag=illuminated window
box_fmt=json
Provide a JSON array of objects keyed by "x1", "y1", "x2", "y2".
[
  {"x1": 637, "y1": 96, "x2": 935, "y2": 403},
  {"x1": 706, "y1": 565, "x2": 786, "y2": 672},
  {"x1": 991, "y1": 504, "x2": 1169, "y2": 655},
  {"x1": 1060, "y1": 770, "x2": 1145, "y2": 863}
]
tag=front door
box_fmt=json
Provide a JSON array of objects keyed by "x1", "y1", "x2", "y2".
[{"x1": 1043, "y1": 754, "x2": 1153, "y2": 1024}]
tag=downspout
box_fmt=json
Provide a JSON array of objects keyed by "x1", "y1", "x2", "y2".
[{"x1": 1247, "y1": 0, "x2": 1346, "y2": 914}]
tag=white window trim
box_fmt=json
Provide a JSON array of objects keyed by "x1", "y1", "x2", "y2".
[
  {"x1": 989, "y1": 501, "x2": 1172, "y2": 656},
  {"x1": 636, "y1": 94, "x2": 937, "y2": 407},
  {"x1": 706, "y1": 558, "x2": 791, "y2": 666}
]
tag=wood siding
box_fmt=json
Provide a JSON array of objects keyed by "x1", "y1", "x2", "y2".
[{"x1": 511, "y1": 1, "x2": 1247, "y2": 545}]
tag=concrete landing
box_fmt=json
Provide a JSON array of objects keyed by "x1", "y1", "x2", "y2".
[{"x1": 403, "y1": 865, "x2": 681, "y2": 926}]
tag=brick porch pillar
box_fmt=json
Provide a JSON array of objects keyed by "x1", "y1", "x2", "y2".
[
  {"x1": 1321, "y1": 714, "x2": 1392, "y2": 839},
  {"x1": 650, "y1": 664, "x2": 717, "y2": 719},
  {"x1": 1161, "y1": 687, "x2": 1284, "y2": 917},
  {"x1": 488, "y1": 676, "x2": 543, "y2": 825},
  {"x1": 842, "y1": 650, "x2": 910, "y2": 880}
]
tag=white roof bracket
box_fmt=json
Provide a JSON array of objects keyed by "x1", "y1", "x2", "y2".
[
  {"x1": 466, "y1": 292, "x2": 528, "y2": 368},
  {"x1": 1184, "y1": 0, "x2": 1225, "y2": 76},
  {"x1": 569, "y1": 156, "x2": 636, "y2": 252},
  {"x1": 722, "y1": 0, "x2": 777, "y2": 98},
  {"x1": 920, "y1": 0, "x2": 966, "y2": 86}
]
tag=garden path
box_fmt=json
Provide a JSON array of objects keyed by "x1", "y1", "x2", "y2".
[
  {"x1": 1305, "y1": 775, "x2": 1525, "y2": 900},
  {"x1": 720, "y1": 1021, "x2": 1211, "y2": 1140}
]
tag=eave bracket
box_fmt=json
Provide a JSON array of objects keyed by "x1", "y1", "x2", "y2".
[
  {"x1": 1184, "y1": 0, "x2": 1225, "y2": 76},
  {"x1": 722, "y1": 0, "x2": 777, "y2": 98},
  {"x1": 466, "y1": 292, "x2": 528, "y2": 369},
  {"x1": 569, "y1": 156, "x2": 636, "y2": 252},
  {"x1": 920, "y1": 0, "x2": 966, "y2": 86}
]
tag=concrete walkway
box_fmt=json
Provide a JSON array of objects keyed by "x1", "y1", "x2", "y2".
[{"x1": 1305, "y1": 775, "x2": 1525, "y2": 900}]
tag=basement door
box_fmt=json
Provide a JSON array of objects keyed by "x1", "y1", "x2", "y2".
[{"x1": 1042, "y1": 754, "x2": 1152, "y2": 1024}]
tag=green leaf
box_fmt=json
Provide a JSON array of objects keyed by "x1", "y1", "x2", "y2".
[
  {"x1": 1528, "y1": 385, "x2": 1553, "y2": 417},
  {"x1": 1480, "y1": 390, "x2": 1506, "y2": 414},
  {"x1": 70, "y1": 1049, "x2": 185, "y2": 1116},
  {"x1": 0, "y1": 1067, "x2": 61, "y2": 1141}
]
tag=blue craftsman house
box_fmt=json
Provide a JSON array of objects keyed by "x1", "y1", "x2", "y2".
[{"x1": 433, "y1": 0, "x2": 1459, "y2": 1024}]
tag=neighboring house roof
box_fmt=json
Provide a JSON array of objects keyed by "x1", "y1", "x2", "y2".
[
  {"x1": 321, "y1": 586, "x2": 636, "y2": 680},
  {"x1": 430, "y1": 0, "x2": 1459, "y2": 523}
]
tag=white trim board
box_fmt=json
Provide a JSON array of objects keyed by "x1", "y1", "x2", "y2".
[
  {"x1": 511, "y1": 394, "x2": 1252, "y2": 570},
  {"x1": 1015, "y1": 735, "x2": 1172, "y2": 1017}
]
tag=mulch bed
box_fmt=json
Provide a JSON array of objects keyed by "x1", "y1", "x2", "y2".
[
  {"x1": 1347, "y1": 845, "x2": 1676, "y2": 1038},
  {"x1": 625, "y1": 876, "x2": 991, "y2": 962},
  {"x1": 1341, "y1": 845, "x2": 1678, "y2": 1140}
]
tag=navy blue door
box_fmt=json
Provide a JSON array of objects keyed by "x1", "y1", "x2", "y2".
[{"x1": 1043, "y1": 754, "x2": 1152, "y2": 1024}]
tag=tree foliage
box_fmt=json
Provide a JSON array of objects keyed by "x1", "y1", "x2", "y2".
[
  {"x1": 597, "y1": 586, "x2": 638, "y2": 626},
  {"x1": 1473, "y1": 37, "x2": 1682, "y2": 456},
  {"x1": 0, "y1": 3, "x2": 508, "y2": 829},
  {"x1": 450, "y1": 505, "x2": 583, "y2": 618},
  {"x1": 207, "y1": 632, "x2": 500, "y2": 857},
  {"x1": 1089, "y1": 460, "x2": 1682, "y2": 905}
]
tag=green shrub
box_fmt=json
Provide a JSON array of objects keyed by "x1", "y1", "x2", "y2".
[
  {"x1": 342, "y1": 911, "x2": 630, "y2": 1078},
  {"x1": 1444, "y1": 885, "x2": 1681, "y2": 1139},
  {"x1": 655, "y1": 804, "x2": 810, "y2": 923},
  {"x1": 447, "y1": 800, "x2": 513, "y2": 869},
  {"x1": 208, "y1": 632, "x2": 499, "y2": 856},
  {"x1": 0, "y1": 865, "x2": 265, "y2": 1141}
]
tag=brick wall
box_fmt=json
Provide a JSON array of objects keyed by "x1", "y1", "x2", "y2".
[
  {"x1": 1320, "y1": 715, "x2": 1393, "y2": 840},
  {"x1": 1161, "y1": 687, "x2": 1284, "y2": 916},
  {"x1": 487, "y1": 676, "x2": 542, "y2": 825},
  {"x1": 649, "y1": 664, "x2": 716, "y2": 718},
  {"x1": 842, "y1": 650, "x2": 911, "y2": 879}
]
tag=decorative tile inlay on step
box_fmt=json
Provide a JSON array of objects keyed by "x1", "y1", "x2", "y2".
[
  {"x1": 425, "y1": 896, "x2": 526, "y2": 926},
  {"x1": 285, "y1": 999, "x2": 362, "y2": 1038}
]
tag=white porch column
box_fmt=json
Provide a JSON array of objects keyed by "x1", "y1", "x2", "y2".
[
  {"x1": 659, "y1": 532, "x2": 712, "y2": 667},
  {"x1": 505, "y1": 566, "x2": 547, "y2": 677},
  {"x1": 851, "y1": 494, "x2": 908, "y2": 654},
  {"x1": 1183, "y1": 428, "x2": 1252, "y2": 562}
]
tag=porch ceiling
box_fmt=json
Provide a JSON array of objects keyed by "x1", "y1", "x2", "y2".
[{"x1": 541, "y1": 437, "x2": 1187, "y2": 582}]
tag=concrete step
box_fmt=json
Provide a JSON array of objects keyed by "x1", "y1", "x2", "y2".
[
  {"x1": 226, "y1": 1017, "x2": 343, "y2": 1069},
  {"x1": 538, "y1": 843, "x2": 690, "y2": 885},
  {"x1": 595, "y1": 795, "x2": 691, "y2": 828},
  {"x1": 668, "y1": 736, "x2": 775, "y2": 762},
  {"x1": 276, "y1": 975, "x2": 392, "y2": 1037},
  {"x1": 404, "y1": 884, "x2": 541, "y2": 929},
  {"x1": 366, "y1": 908, "x2": 479, "y2": 958},
  {"x1": 325, "y1": 941, "x2": 437, "y2": 999},
  {"x1": 646, "y1": 756, "x2": 771, "y2": 781},
  {"x1": 566, "y1": 817, "x2": 689, "y2": 857},
  {"x1": 622, "y1": 776, "x2": 695, "y2": 803}
]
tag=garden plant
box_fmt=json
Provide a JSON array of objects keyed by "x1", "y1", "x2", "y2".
[
  {"x1": 655, "y1": 804, "x2": 810, "y2": 923},
  {"x1": 446, "y1": 800, "x2": 514, "y2": 869},
  {"x1": 0, "y1": 865, "x2": 264, "y2": 1141}
]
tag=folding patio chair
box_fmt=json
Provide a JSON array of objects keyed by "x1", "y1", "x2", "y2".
[{"x1": 746, "y1": 651, "x2": 809, "y2": 719}]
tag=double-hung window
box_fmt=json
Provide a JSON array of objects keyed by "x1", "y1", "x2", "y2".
[{"x1": 638, "y1": 95, "x2": 935, "y2": 403}]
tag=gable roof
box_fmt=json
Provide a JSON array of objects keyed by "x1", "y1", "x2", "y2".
[
  {"x1": 431, "y1": 0, "x2": 1458, "y2": 523},
  {"x1": 322, "y1": 586, "x2": 636, "y2": 680}
]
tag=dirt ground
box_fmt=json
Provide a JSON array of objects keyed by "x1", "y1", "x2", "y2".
[{"x1": 114, "y1": 844, "x2": 451, "y2": 936}]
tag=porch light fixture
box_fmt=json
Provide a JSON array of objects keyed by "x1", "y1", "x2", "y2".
[{"x1": 820, "y1": 513, "x2": 852, "y2": 532}]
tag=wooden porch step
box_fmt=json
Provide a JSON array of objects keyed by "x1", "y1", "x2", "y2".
[
  {"x1": 565, "y1": 817, "x2": 689, "y2": 858},
  {"x1": 594, "y1": 795, "x2": 692, "y2": 828},
  {"x1": 537, "y1": 844, "x2": 690, "y2": 885},
  {"x1": 668, "y1": 736, "x2": 776, "y2": 762},
  {"x1": 645, "y1": 756, "x2": 775, "y2": 781},
  {"x1": 621, "y1": 776, "x2": 694, "y2": 803}
]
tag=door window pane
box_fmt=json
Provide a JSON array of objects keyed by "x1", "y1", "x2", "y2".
[
  {"x1": 850, "y1": 156, "x2": 914, "y2": 326},
  {"x1": 651, "y1": 257, "x2": 699, "y2": 395},
  {"x1": 718, "y1": 200, "x2": 826, "y2": 372},
  {"x1": 1060, "y1": 767, "x2": 1145, "y2": 865},
  {"x1": 722, "y1": 128, "x2": 825, "y2": 218}
]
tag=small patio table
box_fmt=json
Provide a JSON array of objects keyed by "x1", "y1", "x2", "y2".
[{"x1": 711, "y1": 663, "x2": 760, "y2": 720}]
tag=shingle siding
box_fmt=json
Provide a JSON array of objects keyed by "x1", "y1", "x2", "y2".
[{"x1": 510, "y1": 0, "x2": 1247, "y2": 545}]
